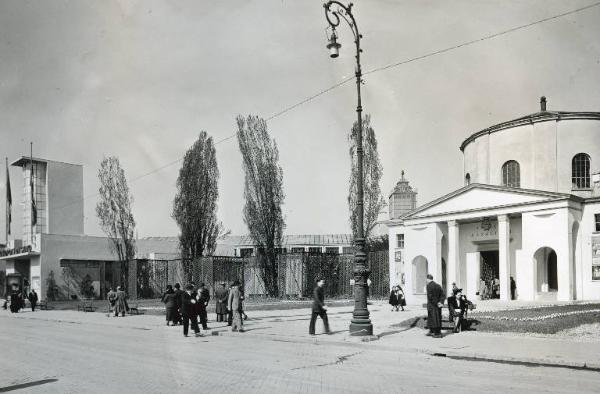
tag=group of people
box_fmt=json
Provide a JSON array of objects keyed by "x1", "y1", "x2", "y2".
[
  {"x1": 388, "y1": 285, "x2": 406, "y2": 311},
  {"x1": 479, "y1": 276, "x2": 517, "y2": 300},
  {"x1": 161, "y1": 280, "x2": 248, "y2": 337},
  {"x1": 106, "y1": 286, "x2": 129, "y2": 317},
  {"x1": 426, "y1": 275, "x2": 472, "y2": 338},
  {"x1": 2, "y1": 286, "x2": 38, "y2": 313}
]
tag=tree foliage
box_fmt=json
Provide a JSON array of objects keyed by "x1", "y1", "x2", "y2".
[
  {"x1": 348, "y1": 114, "x2": 386, "y2": 243},
  {"x1": 236, "y1": 115, "x2": 285, "y2": 296},
  {"x1": 173, "y1": 131, "x2": 223, "y2": 268},
  {"x1": 96, "y1": 156, "x2": 136, "y2": 287}
]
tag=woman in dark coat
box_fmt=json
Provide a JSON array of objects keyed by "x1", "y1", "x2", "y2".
[
  {"x1": 162, "y1": 285, "x2": 178, "y2": 325},
  {"x1": 388, "y1": 285, "x2": 406, "y2": 312}
]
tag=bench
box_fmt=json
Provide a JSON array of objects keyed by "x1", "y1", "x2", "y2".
[
  {"x1": 77, "y1": 299, "x2": 95, "y2": 312},
  {"x1": 39, "y1": 300, "x2": 49, "y2": 310},
  {"x1": 128, "y1": 303, "x2": 144, "y2": 315}
]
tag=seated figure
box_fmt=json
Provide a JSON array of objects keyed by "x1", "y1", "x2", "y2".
[{"x1": 446, "y1": 288, "x2": 471, "y2": 333}]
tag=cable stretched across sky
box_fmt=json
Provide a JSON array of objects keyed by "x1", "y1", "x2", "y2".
[{"x1": 49, "y1": 0, "x2": 600, "y2": 213}]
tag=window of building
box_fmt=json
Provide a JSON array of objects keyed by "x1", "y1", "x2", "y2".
[
  {"x1": 240, "y1": 248, "x2": 253, "y2": 257},
  {"x1": 290, "y1": 247, "x2": 305, "y2": 253},
  {"x1": 325, "y1": 247, "x2": 339, "y2": 255},
  {"x1": 595, "y1": 214, "x2": 600, "y2": 232},
  {"x1": 396, "y1": 234, "x2": 404, "y2": 249},
  {"x1": 308, "y1": 247, "x2": 322, "y2": 255},
  {"x1": 572, "y1": 153, "x2": 591, "y2": 189},
  {"x1": 465, "y1": 173, "x2": 471, "y2": 185},
  {"x1": 342, "y1": 246, "x2": 355, "y2": 255},
  {"x1": 501, "y1": 160, "x2": 520, "y2": 188}
]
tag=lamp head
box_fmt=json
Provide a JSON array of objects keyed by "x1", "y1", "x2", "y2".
[{"x1": 326, "y1": 30, "x2": 341, "y2": 58}]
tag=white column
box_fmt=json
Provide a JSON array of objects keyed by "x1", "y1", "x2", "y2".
[
  {"x1": 447, "y1": 220, "x2": 459, "y2": 287},
  {"x1": 498, "y1": 214, "x2": 511, "y2": 301},
  {"x1": 466, "y1": 252, "x2": 480, "y2": 301}
]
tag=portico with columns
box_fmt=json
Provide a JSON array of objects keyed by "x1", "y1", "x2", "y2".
[{"x1": 387, "y1": 183, "x2": 591, "y2": 305}]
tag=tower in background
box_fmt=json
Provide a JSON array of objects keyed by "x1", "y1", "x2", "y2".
[
  {"x1": 388, "y1": 171, "x2": 417, "y2": 219},
  {"x1": 10, "y1": 157, "x2": 84, "y2": 246}
]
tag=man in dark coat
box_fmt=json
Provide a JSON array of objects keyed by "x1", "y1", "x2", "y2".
[
  {"x1": 173, "y1": 283, "x2": 183, "y2": 324},
  {"x1": 181, "y1": 284, "x2": 201, "y2": 337},
  {"x1": 196, "y1": 282, "x2": 210, "y2": 330},
  {"x1": 309, "y1": 279, "x2": 331, "y2": 335},
  {"x1": 28, "y1": 289, "x2": 39, "y2": 312},
  {"x1": 214, "y1": 282, "x2": 229, "y2": 322},
  {"x1": 510, "y1": 276, "x2": 517, "y2": 300},
  {"x1": 426, "y1": 274, "x2": 445, "y2": 338}
]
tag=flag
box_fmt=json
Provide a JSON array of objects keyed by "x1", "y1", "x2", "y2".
[
  {"x1": 6, "y1": 165, "x2": 11, "y2": 235},
  {"x1": 30, "y1": 166, "x2": 37, "y2": 227}
]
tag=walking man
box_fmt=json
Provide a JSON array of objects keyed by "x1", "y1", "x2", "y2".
[
  {"x1": 309, "y1": 278, "x2": 331, "y2": 335},
  {"x1": 214, "y1": 282, "x2": 228, "y2": 322},
  {"x1": 114, "y1": 286, "x2": 128, "y2": 317},
  {"x1": 181, "y1": 284, "x2": 201, "y2": 337},
  {"x1": 197, "y1": 282, "x2": 210, "y2": 330},
  {"x1": 426, "y1": 274, "x2": 445, "y2": 338},
  {"x1": 173, "y1": 283, "x2": 183, "y2": 324},
  {"x1": 28, "y1": 289, "x2": 38, "y2": 312}
]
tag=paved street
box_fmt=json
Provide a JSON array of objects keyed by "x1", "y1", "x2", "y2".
[{"x1": 1, "y1": 304, "x2": 600, "y2": 393}]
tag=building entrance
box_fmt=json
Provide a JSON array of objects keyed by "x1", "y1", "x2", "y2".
[{"x1": 480, "y1": 250, "x2": 499, "y2": 299}]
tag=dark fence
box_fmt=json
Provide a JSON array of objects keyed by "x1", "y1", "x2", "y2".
[{"x1": 133, "y1": 251, "x2": 389, "y2": 300}]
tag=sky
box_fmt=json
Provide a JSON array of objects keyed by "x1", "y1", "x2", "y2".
[{"x1": 0, "y1": 0, "x2": 599, "y2": 240}]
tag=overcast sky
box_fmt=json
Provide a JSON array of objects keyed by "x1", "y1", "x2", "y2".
[{"x1": 1, "y1": 0, "x2": 599, "y2": 240}]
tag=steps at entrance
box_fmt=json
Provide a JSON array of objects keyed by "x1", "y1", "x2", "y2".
[{"x1": 535, "y1": 291, "x2": 558, "y2": 302}]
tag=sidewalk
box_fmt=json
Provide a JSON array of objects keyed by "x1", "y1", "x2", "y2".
[{"x1": 3, "y1": 300, "x2": 600, "y2": 371}]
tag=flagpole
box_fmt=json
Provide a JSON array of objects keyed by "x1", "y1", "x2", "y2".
[
  {"x1": 5, "y1": 157, "x2": 8, "y2": 246},
  {"x1": 30, "y1": 142, "x2": 33, "y2": 247}
]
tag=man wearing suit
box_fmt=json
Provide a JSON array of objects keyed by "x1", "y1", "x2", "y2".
[
  {"x1": 309, "y1": 279, "x2": 331, "y2": 335},
  {"x1": 197, "y1": 282, "x2": 210, "y2": 330},
  {"x1": 426, "y1": 274, "x2": 445, "y2": 338},
  {"x1": 214, "y1": 282, "x2": 229, "y2": 322},
  {"x1": 181, "y1": 284, "x2": 201, "y2": 337}
]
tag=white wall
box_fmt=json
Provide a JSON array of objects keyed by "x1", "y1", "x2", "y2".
[{"x1": 463, "y1": 118, "x2": 600, "y2": 194}]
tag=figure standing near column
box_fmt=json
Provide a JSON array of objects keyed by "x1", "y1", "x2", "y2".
[
  {"x1": 510, "y1": 276, "x2": 517, "y2": 300},
  {"x1": 309, "y1": 279, "x2": 331, "y2": 335},
  {"x1": 426, "y1": 274, "x2": 445, "y2": 338}
]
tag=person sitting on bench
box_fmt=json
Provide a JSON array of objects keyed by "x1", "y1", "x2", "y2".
[{"x1": 447, "y1": 288, "x2": 470, "y2": 333}]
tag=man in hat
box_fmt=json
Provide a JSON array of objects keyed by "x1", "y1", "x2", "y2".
[
  {"x1": 214, "y1": 281, "x2": 229, "y2": 322},
  {"x1": 173, "y1": 283, "x2": 183, "y2": 324},
  {"x1": 196, "y1": 282, "x2": 210, "y2": 330},
  {"x1": 426, "y1": 274, "x2": 445, "y2": 338},
  {"x1": 28, "y1": 289, "x2": 38, "y2": 312},
  {"x1": 181, "y1": 284, "x2": 201, "y2": 337},
  {"x1": 228, "y1": 280, "x2": 244, "y2": 332}
]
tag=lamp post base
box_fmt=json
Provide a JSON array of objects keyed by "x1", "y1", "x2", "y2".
[{"x1": 349, "y1": 319, "x2": 373, "y2": 336}]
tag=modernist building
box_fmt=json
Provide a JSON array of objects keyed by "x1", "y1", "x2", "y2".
[
  {"x1": 0, "y1": 157, "x2": 180, "y2": 300},
  {"x1": 388, "y1": 98, "x2": 600, "y2": 304}
]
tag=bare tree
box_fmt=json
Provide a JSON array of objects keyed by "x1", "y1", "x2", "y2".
[
  {"x1": 96, "y1": 156, "x2": 136, "y2": 287},
  {"x1": 348, "y1": 114, "x2": 386, "y2": 243},
  {"x1": 173, "y1": 131, "x2": 223, "y2": 281},
  {"x1": 236, "y1": 115, "x2": 285, "y2": 297}
]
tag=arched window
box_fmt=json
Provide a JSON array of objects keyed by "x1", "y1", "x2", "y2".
[
  {"x1": 465, "y1": 173, "x2": 471, "y2": 185},
  {"x1": 572, "y1": 153, "x2": 591, "y2": 189},
  {"x1": 502, "y1": 160, "x2": 520, "y2": 188}
]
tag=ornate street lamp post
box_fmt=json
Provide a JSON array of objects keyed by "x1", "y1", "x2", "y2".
[{"x1": 323, "y1": 1, "x2": 373, "y2": 336}]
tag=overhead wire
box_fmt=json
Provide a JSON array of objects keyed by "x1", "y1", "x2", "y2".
[{"x1": 47, "y1": 1, "x2": 600, "y2": 213}]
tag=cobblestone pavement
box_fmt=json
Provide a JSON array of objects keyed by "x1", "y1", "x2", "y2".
[{"x1": 1, "y1": 306, "x2": 600, "y2": 393}]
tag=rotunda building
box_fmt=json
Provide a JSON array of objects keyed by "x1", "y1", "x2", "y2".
[{"x1": 461, "y1": 97, "x2": 600, "y2": 197}]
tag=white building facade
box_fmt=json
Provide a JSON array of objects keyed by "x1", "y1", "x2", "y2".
[{"x1": 388, "y1": 98, "x2": 600, "y2": 304}]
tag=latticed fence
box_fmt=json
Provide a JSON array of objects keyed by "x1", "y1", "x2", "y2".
[{"x1": 132, "y1": 250, "x2": 389, "y2": 300}]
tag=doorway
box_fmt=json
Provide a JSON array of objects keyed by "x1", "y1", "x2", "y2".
[{"x1": 480, "y1": 250, "x2": 499, "y2": 299}]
